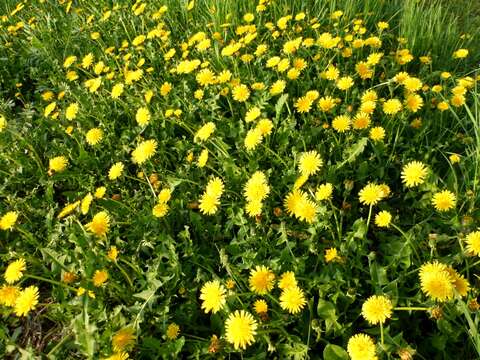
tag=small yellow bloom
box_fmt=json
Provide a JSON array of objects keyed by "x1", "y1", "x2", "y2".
[
  {"x1": 375, "y1": 210, "x2": 392, "y2": 227},
  {"x1": 166, "y1": 323, "x2": 180, "y2": 340},
  {"x1": 4, "y1": 258, "x2": 26, "y2": 284},
  {"x1": 92, "y1": 269, "x2": 108, "y2": 287},
  {"x1": 14, "y1": 285, "x2": 39, "y2": 317},
  {"x1": 0, "y1": 211, "x2": 18, "y2": 230},
  {"x1": 361, "y1": 295, "x2": 393, "y2": 325},
  {"x1": 432, "y1": 190, "x2": 456, "y2": 211}
]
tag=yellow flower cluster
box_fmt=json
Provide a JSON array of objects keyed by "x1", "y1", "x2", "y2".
[
  {"x1": 243, "y1": 171, "x2": 270, "y2": 217},
  {"x1": 199, "y1": 177, "x2": 224, "y2": 215}
]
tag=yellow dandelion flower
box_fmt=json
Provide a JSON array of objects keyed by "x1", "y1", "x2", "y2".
[
  {"x1": 136, "y1": 107, "x2": 151, "y2": 127},
  {"x1": 92, "y1": 269, "x2": 108, "y2": 287},
  {"x1": 249, "y1": 265, "x2": 275, "y2": 294},
  {"x1": 295, "y1": 198, "x2": 318, "y2": 223},
  {"x1": 0, "y1": 285, "x2": 20, "y2": 307},
  {"x1": 195, "y1": 122, "x2": 216, "y2": 142},
  {"x1": 298, "y1": 151, "x2": 322, "y2": 176},
  {"x1": 256, "y1": 119, "x2": 273, "y2": 135},
  {"x1": 383, "y1": 99, "x2": 402, "y2": 115},
  {"x1": 63, "y1": 55, "x2": 77, "y2": 68},
  {"x1": 278, "y1": 271, "x2": 297, "y2": 290},
  {"x1": 295, "y1": 96, "x2": 313, "y2": 113},
  {"x1": 245, "y1": 200, "x2": 262, "y2": 217},
  {"x1": 403, "y1": 77, "x2": 422, "y2": 92},
  {"x1": 14, "y1": 285, "x2": 39, "y2": 317},
  {"x1": 315, "y1": 183, "x2": 333, "y2": 201},
  {"x1": 57, "y1": 201, "x2": 80, "y2": 219},
  {"x1": 450, "y1": 270, "x2": 470, "y2": 297},
  {"x1": 253, "y1": 299, "x2": 268, "y2": 315},
  {"x1": 284, "y1": 190, "x2": 305, "y2": 216},
  {"x1": 0, "y1": 114, "x2": 6, "y2": 132},
  {"x1": 81, "y1": 193, "x2": 93, "y2": 215},
  {"x1": 113, "y1": 327, "x2": 135, "y2": 351},
  {"x1": 197, "y1": 149, "x2": 209, "y2": 167},
  {"x1": 269, "y1": 80, "x2": 286, "y2": 96},
  {"x1": 65, "y1": 103, "x2": 79, "y2": 120},
  {"x1": 280, "y1": 286, "x2": 306, "y2": 314},
  {"x1": 160, "y1": 82, "x2": 172, "y2": 96},
  {"x1": 449, "y1": 154, "x2": 461, "y2": 164},
  {"x1": 323, "y1": 65, "x2": 339, "y2": 80},
  {"x1": 86, "y1": 211, "x2": 110, "y2": 237},
  {"x1": 332, "y1": 115, "x2": 351, "y2": 133},
  {"x1": 152, "y1": 203, "x2": 169, "y2": 218},
  {"x1": 109, "y1": 162, "x2": 124, "y2": 180},
  {"x1": 453, "y1": 49, "x2": 469, "y2": 59},
  {"x1": 293, "y1": 174, "x2": 309, "y2": 190},
  {"x1": 0, "y1": 211, "x2": 18, "y2": 231},
  {"x1": 95, "y1": 186, "x2": 106, "y2": 199},
  {"x1": 232, "y1": 84, "x2": 250, "y2": 102},
  {"x1": 131, "y1": 139, "x2": 157, "y2": 164},
  {"x1": 107, "y1": 246, "x2": 119, "y2": 262},
  {"x1": 49, "y1": 156, "x2": 68, "y2": 173},
  {"x1": 359, "y1": 183, "x2": 383, "y2": 206},
  {"x1": 86, "y1": 128, "x2": 103, "y2": 146},
  {"x1": 336, "y1": 76, "x2": 354, "y2": 90},
  {"x1": 360, "y1": 100, "x2": 376, "y2": 114},
  {"x1": 361, "y1": 295, "x2": 392, "y2": 325},
  {"x1": 405, "y1": 94, "x2": 424, "y2": 113},
  {"x1": 4, "y1": 258, "x2": 26, "y2": 284},
  {"x1": 466, "y1": 231, "x2": 480, "y2": 256},
  {"x1": 66, "y1": 70, "x2": 79, "y2": 81},
  {"x1": 432, "y1": 190, "x2": 456, "y2": 211},
  {"x1": 362, "y1": 90, "x2": 378, "y2": 103},
  {"x1": 318, "y1": 96, "x2": 337, "y2": 112},
  {"x1": 196, "y1": 68, "x2": 216, "y2": 86},
  {"x1": 244, "y1": 171, "x2": 270, "y2": 202},
  {"x1": 356, "y1": 62, "x2": 373, "y2": 79},
  {"x1": 43, "y1": 101, "x2": 57, "y2": 117},
  {"x1": 369, "y1": 126, "x2": 385, "y2": 142},
  {"x1": 217, "y1": 70, "x2": 232, "y2": 83},
  {"x1": 401, "y1": 161, "x2": 428, "y2": 187},
  {"x1": 375, "y1": 210, "x2": 392, "y2": 227},
  {"x1": 111, "y1": 83, "x2": 124, "y2": 99},
  {"x1": 82, "y1": 53, "x2": 94, "y2": 68},
  {"x1": 166, "y1": 323, "x2": 180, "y2": 340},
  {"x1": 244, "y1": 128, "x2": 263, "y2": 150},
  {"x1": 200, "y1": 280, "x2": 226, "y2": 314},
  {"x1": 419, "y1": 262, "x2": 454, "y2": 301},
  {"x1": 158, "y1": 188, "x2": 172, "y2": 203},
  {"x1": 245, "y1": 107, "x2": 261, "y2": 123},
  {"x1": 225, "y1": 310, "x2": 258, "y2": 350},
  {"x1": 325, "y1": 248, "x2": 340, "y2": 263},
  {"x1": 353, "y1": 112, "x2": 371, "y2": 130},
  {"x1": 450, "y1": 94, "x2": 466, "y2": 107},
  {"x1": 347, "y1": 333, "x2": 377, "y2": 360}
]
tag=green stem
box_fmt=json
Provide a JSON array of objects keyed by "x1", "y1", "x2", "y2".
[
  {"x1": 365, "y1": 204, "x2": 373, "y2": 234},
  {"x1": 260, "y1": 144, "x2": 288, "y2": 168},
  {"x1": 25, "y1": 273, "x2": 76, "y2": 291},
  {"x1": 114, "y1": 261, "x2": 133, "y2": 288},
  {"x1": 392, "y1": 223, "x2": 421, "y2": 263},
  {"x1": 47, "y1": 333, "x2": 72, "y2": 357},
  {"x1": 458, "y1": 299, "x2": 480, "y2": 357},
  {"x1": 329, "y1": 200, "x2": 342, "y2": 241},
  {"x1": 380, "y1": 322, "x2": 384, "y2": 346},
  {"x1": 394, "y1": 307, "x2": 431, "y2": 311},
  {"x1": 16, "y1": 226, "x2": 39, "y2": 246},
  {"x1": 144, "y1": 169, "x2": 157, "y2": 198}
]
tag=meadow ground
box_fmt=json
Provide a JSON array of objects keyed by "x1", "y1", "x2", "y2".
[{"x1": 1, "y1": 0, "x2": 480, "y2": 359}]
